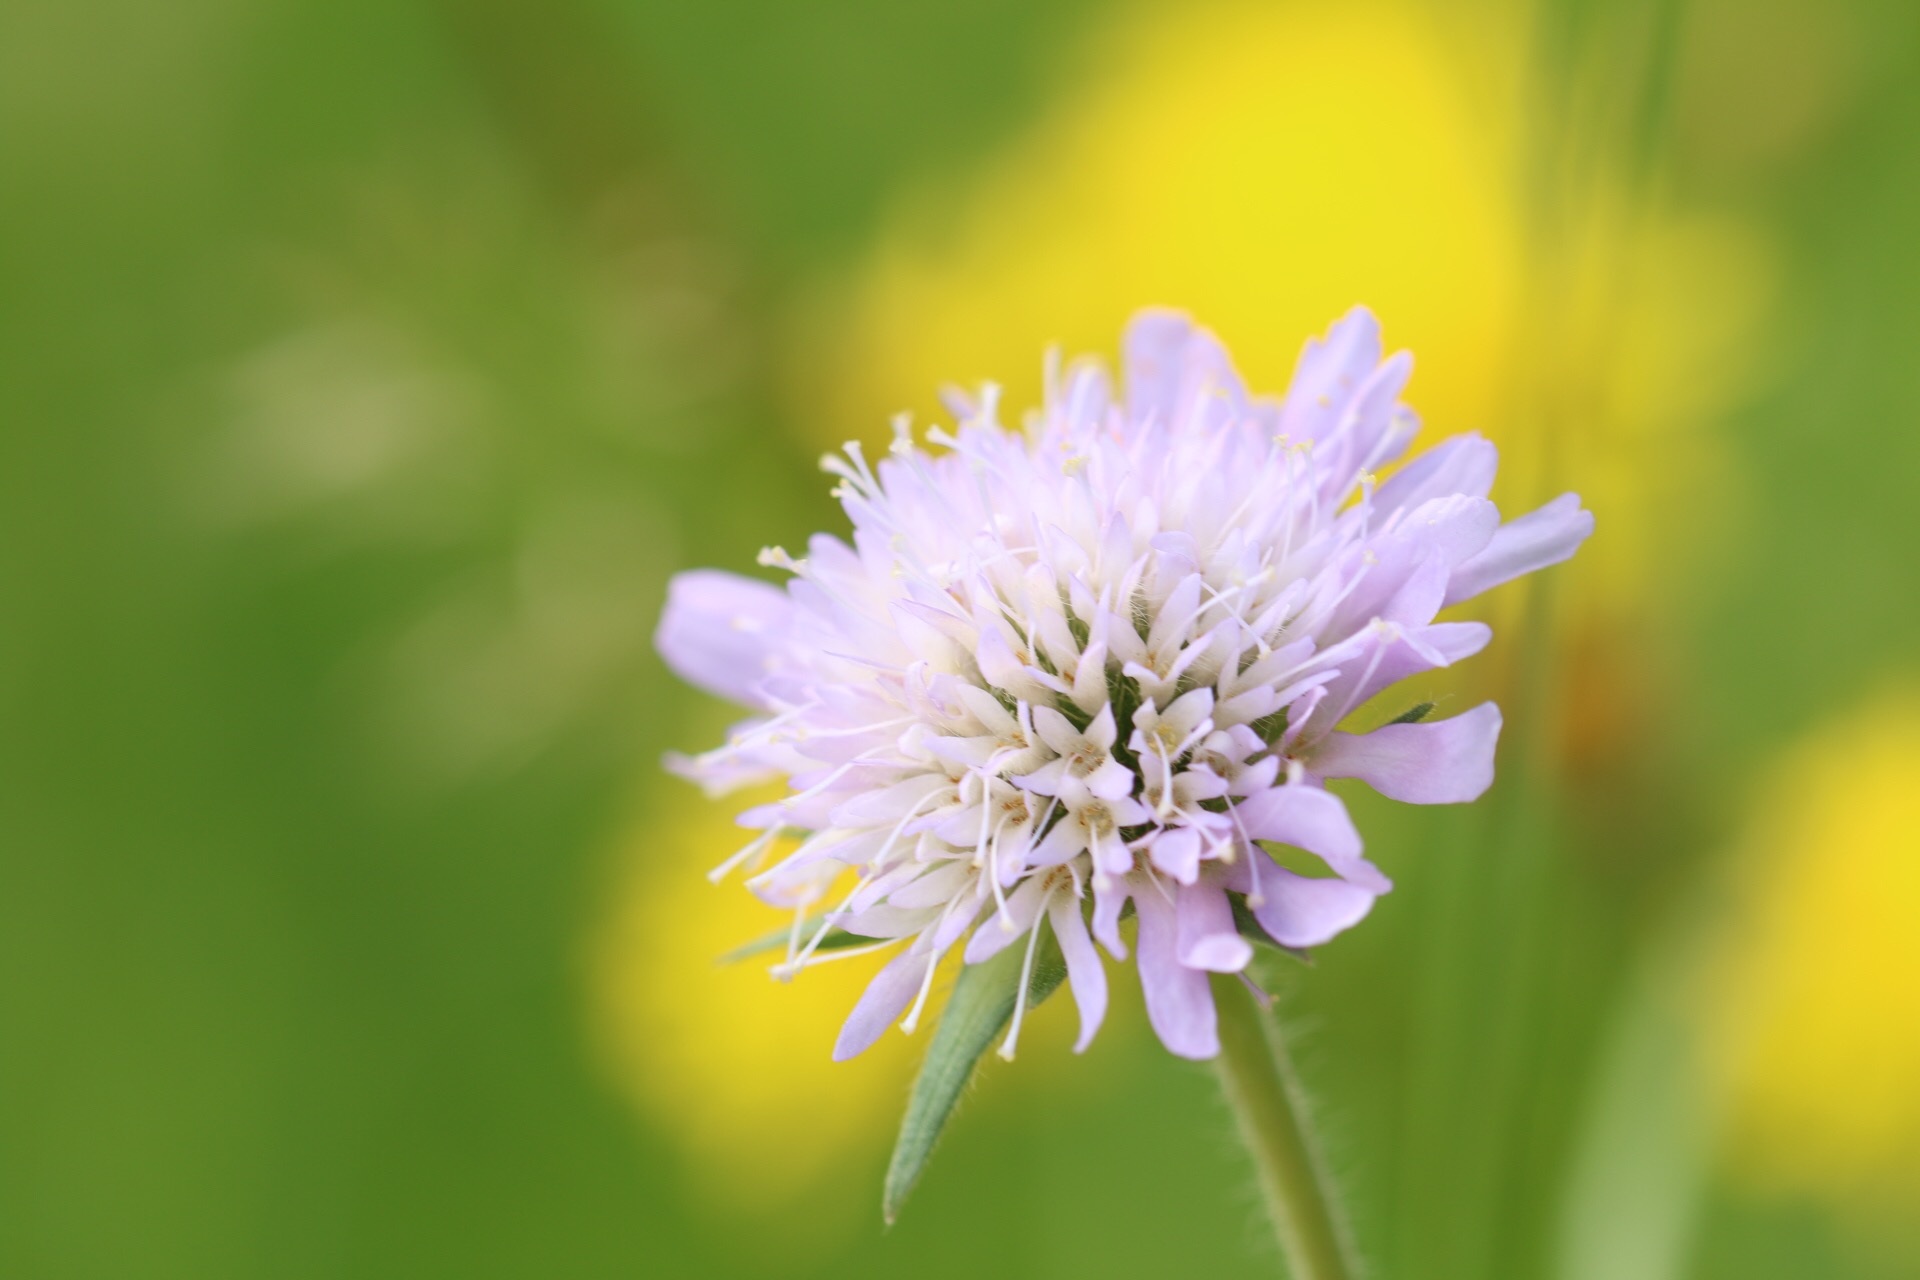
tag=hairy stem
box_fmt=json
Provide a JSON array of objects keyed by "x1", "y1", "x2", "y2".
[{"x1": 1211, "y1": 974, "x2": 1360, "y2": 1280}]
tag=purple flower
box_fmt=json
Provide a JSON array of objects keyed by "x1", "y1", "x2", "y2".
[{"x1": 657, "y1": 310, "x2": 1592, "y2": 1061}]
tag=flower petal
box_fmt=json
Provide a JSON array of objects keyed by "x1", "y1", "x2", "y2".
[
  {"x1": 1086, "y1": 758, "x2": 1138, "y2": 801},
  {"x1": 1082, "y1": 702, "x2": 1119, "y2": 749},
  {"x1": 1324, "y1": 621, "x2": 1492, "y2": 720},
  {"x1": 654, "y1": 570, "x2": 790, "y2": 707},
  {"x1": 1277, "y1": 306, "x2": 1383, "y2": 445},
  {"x1": 1444, "y1": 493, "x2": 1594, "y2": 606},
  {"x1": 1234, "y1": 784, "x2": 1390, "y2": 894},
  {"x1": 1234, "y1": 785, "x2": 1362, "y2": 864},
  {"x1": 1030, "y1": 705, "x2": 1083, "y2": 755},
  {"x1": 1289, "y1": 615, "x2": 1490, "y2": 747},
  {"x1": 1028, "y1": 811, "x2": 1088, "y2": 867},
  {"x1": 964, "y1": 877, "x2": 1050, "y2": 963},
  {"x1": 829, "y1": 773, "x2": 953, "y2": 827},
  {"x1": 1312, "y1": 702, "x2": 1502, "y2": 804},
  {"x1": 1374, "y1": 432, "x2": 1498, "y2": 515},
  {"x1": 1049, "y1": 895, "x2": 1108, "y2": 1053},
  {"x1": 889, "y1": 860, "x2": 972, "y2": 911},
  {"x1": 832, "y1": 947, "x2": 927, "y2": 1061},
  {"x1": 1250, "y1": 867, "x2": 1378, "y2": 948},
  {"x1": 1176, "y1": 881, "x2": 1254, "y2": 972},
  {"x1": 1148, "y1": 826, "x2": 1203, "y2": 885},
  {"x1": 1091, "y1": 876, "x2": 1130, "y2": 960},
  {"x1": 1133, "y1": 885, "x2": 1218, "y2": 1059},
  {"x1": 1124, "y1": 310, "x2": 1248, "y2": 427},
  {"x1": 1319, "y1": 495, "x2": 1499, "y2": 638}
]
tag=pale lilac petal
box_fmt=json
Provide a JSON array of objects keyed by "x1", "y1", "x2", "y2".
[
  {"x1": 1320, "y1": 351, "x2": 1413, "y2": 487},
  {"x1": 1083, "y1": 703, "x2": 1119, "y2": 749},
  {"x1": 1392, "y1": 494, "x2": 1503, "y2": 569},
  {"x1": 1089, "y1": 824, "x2": 1134, "y2": 879},
  {"x1": 847, "y1": 858, "x2": 928, "y2": 913},
  {"x1": 837, "y1": 902, "x2": 938, "y2": 939},
  {"x1": 1312, "y1": 702, "x2": 1502, "y2": 804},
  {"x1": 1016, "y1": 758, "x2": 1069, "y2": 798},
  {"x1": 888, "y1": 860, "x2": 971, "y2": 911},
  {"x1": 1250, "y1": 868, "x2": 1378, "y2": 948},
  {"x1": 1234, "y1": 785, "x2": 1362, "y2": 864},
  {"x1": 1320, "y1": 495, "x2": 1499, "y2": 638},
  {"x1": 1086, "y1": 758, "x2": 1137, "y2": 800},
  {"x1": 1030, "y1": 705, "x2": 1082, "y2": 755},
  {"x1": 832, "y1": 947, "x2": 927, "y2": 1061},
  {"x1": 830, "y1": 773, "x2": 952, "y2": 827},
  {"x1": 1374, "y1": 432, "x2": 1498, "y2": 515},
  {"x1": 1124, "y1": 310, "x2": 1247, "y2": 426},
  {"x1": 1380, "y1": 555, "x2": 1450, "y2": 630},
  {"x1": 1148, "y1": 826, "x2": 1203, "y2": 884},
  {"x1": 1092, "y1": 877, "x2": 1130, "y2": 960},
  {"x1": 953, "y1": 683, "x2": 1017, "y2": 733},
  {"x1": 663, "y1": 738, "x2": 783, "y2": 797},
  {"x1": 964, "y1": 877, "x2": 1051, "y2": 962},
  {"x1": 1278, "y1": 307, "x2": 1383, "y2": 444},
  {"x1": 1176, "y1": 881, "x2": 1253, "y2": 973},
  {"x1": 1161, "y1": 686, "x2": 1217, "y2": 738},
  {"x1": 1050, "y1": 895, "x2": 1108, "y2": 1052},
  {"x1": 1234, "y1": 784, "x2": 1391, "y2": 894},
  {"x1": 1147, "y1": 575, "x2": 1204, "y2": 655},
  {"x1": 1327, "y1": 621, "x2": 1492, "y2": 717},
  {"x1": 654, "y1": 570, "x2": 791, "y2": 707},
  {"x1": 1444, "y1": 493, "x2": 1595, "y2": 605},
  {"x1": 1290, "y1": 614, "x2": 1487, "y2": 746},
  {"x1": 1133, "y1": 886, "x2": 1218, "y2": 1059},
  {"x1": 931, "y1": 899, "x2": 984, "y2": 951},
  {"x1": 1026, "y1": 814, "x2": 1087, "y2": 868},
  {"x1": 976, "y1": 625, "x2": 1053, "y2": 702}
]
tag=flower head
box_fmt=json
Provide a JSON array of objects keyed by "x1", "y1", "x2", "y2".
[{"x1": 657, "y1": 310, "x2": 1591, "y2": 1060}]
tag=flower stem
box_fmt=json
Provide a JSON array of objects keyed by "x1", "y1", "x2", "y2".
[{"x1": 1211, "y1": 974, "x2": 1360, "y2": 1280}]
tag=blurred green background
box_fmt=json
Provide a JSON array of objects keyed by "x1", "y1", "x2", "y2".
[{"x1": 4, "y1": 1, "x2": 1919, "y2": 1277}]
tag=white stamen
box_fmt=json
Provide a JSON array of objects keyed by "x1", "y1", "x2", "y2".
[
  {"x1": 898, "y1": 947, "x2": 945, "y2": 1035},
  {"x1": 997, "y1": 888, "x2": 1053, "y2": 1061},
  {"x1": 708, "y1": 825, "x2": 781, "y2": 884}
]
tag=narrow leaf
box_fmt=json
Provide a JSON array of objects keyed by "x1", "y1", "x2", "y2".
[{"x1": 882, "y1": 925, "x2": 1066, "y2": 1223}]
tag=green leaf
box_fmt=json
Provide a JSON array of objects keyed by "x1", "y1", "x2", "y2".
[
  {"x1": 882, "y1": 925, "x2": 1066, "y2": 1224},
  {"x1": 1250, "y1": 706, "x2": 1290, "y2": 744},
  {"x1": 717, "y1": 916, "x2": 871, "y2": 965},
  {"x1": 1387, "y1": 700, "x2": 1434, "y2": 725}
]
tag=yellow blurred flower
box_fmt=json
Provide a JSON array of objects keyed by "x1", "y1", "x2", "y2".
[
  {"x1": 791, "y1": 0, "x2": 1769, "y2": 627},
  {"x1": 587, "y1": 785, "x2": 917, "y2": 1211},
  {"x1": 1705, "y1": 688, "x2": 1920, "y2": 1219}
]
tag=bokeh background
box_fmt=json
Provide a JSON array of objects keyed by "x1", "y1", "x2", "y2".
[{"x1": 5, "y1": 0, "x2": 1918, "y2": 1276}]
